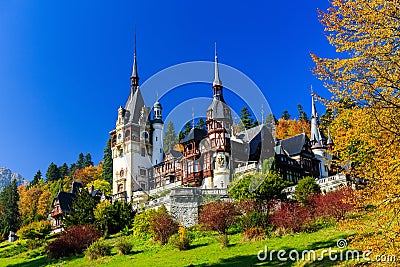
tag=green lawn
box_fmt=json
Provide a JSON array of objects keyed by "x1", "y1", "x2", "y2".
[{"x1": 0, "y1": 227, "x2": 356, "y2": 267}]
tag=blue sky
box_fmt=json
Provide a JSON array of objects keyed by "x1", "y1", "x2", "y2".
[{"x1": 0, "y1": 1, "x2": 337, "y2": 180}]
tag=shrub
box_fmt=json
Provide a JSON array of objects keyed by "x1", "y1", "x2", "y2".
[
  {"x1": 242, "y1": 227, "x2": 266, "y2": 242},
  {"x1": 17, "y1": 221, "x2": 52, "y2": 240},
  {"x1": 215, "y1": 234, "x2": 229, "y2": 248},
  {"x1": 312, "y1": 187, "x2": 354, "y2": 221},
  {"x1": 169, "y1": 226, "x2": 190, "y2": 251},
  {"x1": 149, "y1": 210, "x2": 178, "y2": 245},
  {"x1": 47, "y1": 225, "x2": 101, "y2": 259},
  {"x1": 132, "y1": 209, "x2": 155, "y2": 239},
  {"x1": 294, "y1": 176, "x2": 321, "y2": 205},
  {"x1": 199, "y1": 201, "x2": 238, "y2": 234},
  {"x1": 85, "y1": 240, "x2": 112, "y2": 260},
  {"x1": 115, "y1": 237, "x2": 133, "y2": 255},
  {"x1": 26, "y1": 238, "x2": 45, "y2": 250},
  {"x1": 270, "y1": 202, "x2": 312, "y2": 233},
  {"x1": 240, "y1": 212, "x2": 268, "y2": 232}
]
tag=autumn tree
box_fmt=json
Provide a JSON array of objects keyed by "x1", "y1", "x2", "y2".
[
  {"x1": 312, "y1": 0, "x2": 400, "y2": 255},
  {"x1": 74, "y1": 163, "x2": 103, "y2": 186},
  {"x1": 275, "y1": 118, "x2": 311, "y2": 140},
  {"x1": 164, "y1": 121, "x2": 178, "y2": 152},
  {"x1": 102, "y1": 137, "x2": 113, "y2": 185}
]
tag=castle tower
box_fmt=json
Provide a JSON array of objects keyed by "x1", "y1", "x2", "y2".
[
  {"x1": 205, "y1": 44, "x2": 232, "y2": 189},
  {"x1": 110, "y1": 36, "x2": 153, "y2": 202},
  {"x1": 310, "y1": 94, "x2": 328, "y2": 178},
  {"x1": 152, "y1": 99, "x2": 164, "y2": 165}
]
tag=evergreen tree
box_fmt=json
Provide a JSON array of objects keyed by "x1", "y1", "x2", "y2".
[
  {"x1": 59, "y1": 163, "x2": 69, "y2": 179},
  {"x1": 69, "y1": 163, "x2": 77, "y2": 176},
  {"x1": 63, "y1": 188, "x2": 99, "y2": 227},
  {"x1": 294, "y1": 176, "x2": 321, "y2": 206},
  {"x1": 84, "y1": 153, "x2": 93, "y2": 167},
  {"x1": 46, "y1": 162, "x2": 60, "y2": 182},
  {"x1": 281, "y1": 110, "x2": 291, "y2": 120},
  {"x1": 102, "y1": 138, "x2": 113, "y2": 185},
  {"x1": 239, "y1": 107, "x2": 256, "y2": 130},
  {"x1": 265, "y1": 113, "x2": 277, "y2": 135},
  {"x1": 76, "y1": 153, "x2": 85, "y2": 169},
  {"x1": 163, "y1": 121, "x2": 178, "y2": 152},
  {"x1": 0, "y1": 180, "x2": 20, "y2": 232},
  {"x1": 195, "y1": 117, "x2": 207, "y2": 131},
  {"x1": 178, "y1": 121, "x2": 192, "y2": 140},
  {"x1": 297, "y1": 104, "x2": 308, "y2": 122},
  {"x1": 30, "y1": 170, "x2": 42, "y2": 187}
]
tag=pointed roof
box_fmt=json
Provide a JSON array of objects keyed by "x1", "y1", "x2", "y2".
[
  {"x1": 180, "y1": 128, "x2": 207, "y2": 144},
  {"x1": 130, "y1": 30, "x2": 139, "y2": 87},
  {"x1": 310, "y1": 94, "x2": 323, "y2": 147},
  {"x1": 213, "y1": 43, "x2": 222, "y2": 87},
  {"x1": 125, "y1": 87, "x2": 145, "y2": 124}
]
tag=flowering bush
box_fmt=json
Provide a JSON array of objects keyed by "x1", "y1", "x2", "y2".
[
  {"x1": 169, "y1": 225, "x2": 190, "y2": 251},
  {"x1": 47, "y1": 225, "x2": 101, "y2": 258}
]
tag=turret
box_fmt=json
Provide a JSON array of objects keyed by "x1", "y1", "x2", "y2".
[{"x1": 152, "y1": 99, "x2": 164, "y2": 165}]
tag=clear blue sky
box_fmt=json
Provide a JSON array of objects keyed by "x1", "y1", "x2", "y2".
[{"x1": 0, "y1": 1, "x2": 337, "y2": 180}]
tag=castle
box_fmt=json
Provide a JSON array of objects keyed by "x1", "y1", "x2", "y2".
[{"x1": 110, "y1": 44, "x2": 338, "y2": 204}]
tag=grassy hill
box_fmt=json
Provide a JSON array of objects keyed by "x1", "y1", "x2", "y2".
[{"x1": 0, "y1": 227, "x2": 357, "y2": 267}]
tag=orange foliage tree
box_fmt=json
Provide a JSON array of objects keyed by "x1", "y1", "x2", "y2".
[
  {"x1": 312, "y1": 0, "x2": 400, "y2": 256},
  {"x1": 275, "y1": 118, "x2": 310, "y2": 140},
  {"x1": 74, "y1": 163, "x2": 103, "y2": 186}
]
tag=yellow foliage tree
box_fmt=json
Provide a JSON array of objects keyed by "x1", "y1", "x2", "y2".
[
  {"x1": 87, "y1": 179, "x2": 111, "y2": 195},
  {"x1": 18, "y1": 185, "x2": 52, "y2": 226},
  {"x1": 74, "y1": 163, "x2": 103, "y2": 186},
  {"x1": 275, "y1": 118, "x2": 310, "y2": 140},
  {"x1": 312, "y1": 0, "x2": 400, "y2": 256}
]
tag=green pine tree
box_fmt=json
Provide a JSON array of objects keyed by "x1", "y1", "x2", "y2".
[
  {"x1": 281, "y1": 110, "x2": 291, "y2": 120},
  {"x1": 163, "y1": 121, "x2": 178, "y2": 152},
  {"x1": 46, "y1": 162, "x2": 60, "y2": 182},
  {"x1": 102, "y1": 137, "x2": 113, "y2": 185},
  {"x1": 76, "y1": 153, "x2": 85, "y2": 169},
  {"x1": 30, "y1": 170, "x2": 42, "y2": 187},
  {"x1": 63, "y1": 188, "x2": 99, "y2": 227},
  {"x1": 59, "y1": 163, "x2": 69, "y2": 179},
  {"x1": 297, "y1": 104, "x2": 309, "y2": 122},
  {"x1": 239, "y1": 107, "x2": 256, "y2": 130},
  {"x1": 0, "y1": 180, "x2": 20, "y2": 232},
  {"x1": 195, "y1": 117, "x2": 207, "y2": 131},
  {"x1": 84, "y1": 153, "x2": 93, "y2": 167}
]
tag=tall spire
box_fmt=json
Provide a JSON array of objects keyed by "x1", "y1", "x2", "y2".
[
  {"x1": 310, "y1": 91, "x2": 322, "y2": 147},
  {"x1": 130, "y1": 27, "x2": 139, "y2": 88},
  {"x1": 213, "y1": 42, "x2": 222, "y2": 87}
]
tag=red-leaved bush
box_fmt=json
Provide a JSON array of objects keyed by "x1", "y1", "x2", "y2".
[
  {"x1": 199, "y1": 201, "x2": 238, "y2": 234},
  {"x1": 47, "y1": 225, "x2": 101, "y2": 258},
  {"x1": 269, "y1": 202, "x2": 312, "y2": 233},
  {"x1": 149, "y1": 212, "x2": 178, "y2": 245},
  {"x1": 270, "y1": 188, "x2": 354, "y2": 233},
  {"x1": 312, "y1": 187, "x2": 354, "y2": 220}
]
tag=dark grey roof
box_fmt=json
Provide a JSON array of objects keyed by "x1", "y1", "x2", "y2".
[
  {"x1": 207, "y1": 98, "x2": 232, "y2": 123},
  {"x1": 53, "y1": 192, "x2": 74, "y2": 213},
  {"x1": 280, "y1": 133, "x2": 307, "y2": 156},
  {"x1": 181, "y1": 128, "x2": 207, "y2": 143},
  {"x1": 124, "y1": 87, "x2": 145, "y2": 124},
  {"x1": 165, "y1": 149, "x2": 183, "y2": 158}
]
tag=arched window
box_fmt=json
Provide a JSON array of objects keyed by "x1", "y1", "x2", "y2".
[{"x1": 117, "y1": 184, "x2": 124, "y2": 193}]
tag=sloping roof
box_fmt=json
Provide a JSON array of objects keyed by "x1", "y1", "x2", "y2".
[
  {"x1": 165, "y1": 149, "x2": 183, "y2": 158},
  {"x1": 54, "y1": 192, "x2": 74, "y2": 213},
  {"x1": 70, "y1": 181, "x2": 83, "y2": 195},
  {"x1": 124, "y1": 87, "x2": 145, "y2": 124},
  {"x1": 280, "y1": 133, "x2": 307, "y2": 156},
  {"x1": 207, "y1": 98, "x2": 232, "y2": 122},
  {"x1": 181, "y1": 128, "x2": 207, "y2": 143}
]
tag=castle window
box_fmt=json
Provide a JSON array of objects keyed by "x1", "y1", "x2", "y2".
[
  {"x1": 156, "y1": 137, "x2": 158, "y2": 141},
  {"x1": 117, "y1": 184, "x2": 124, "y2": 193},
  {"x1": 119, "y1": 149, "x2": 124, "y2": 157},
  {"x1": 160, "y1": 148, "x2": 162, "y2": 153},
  {"x1": 139, "y1": 168, "x2": 147, "y2": 176},
  {"x1": 141, "y1": 148, "x2": 146, "y2": 157}
]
